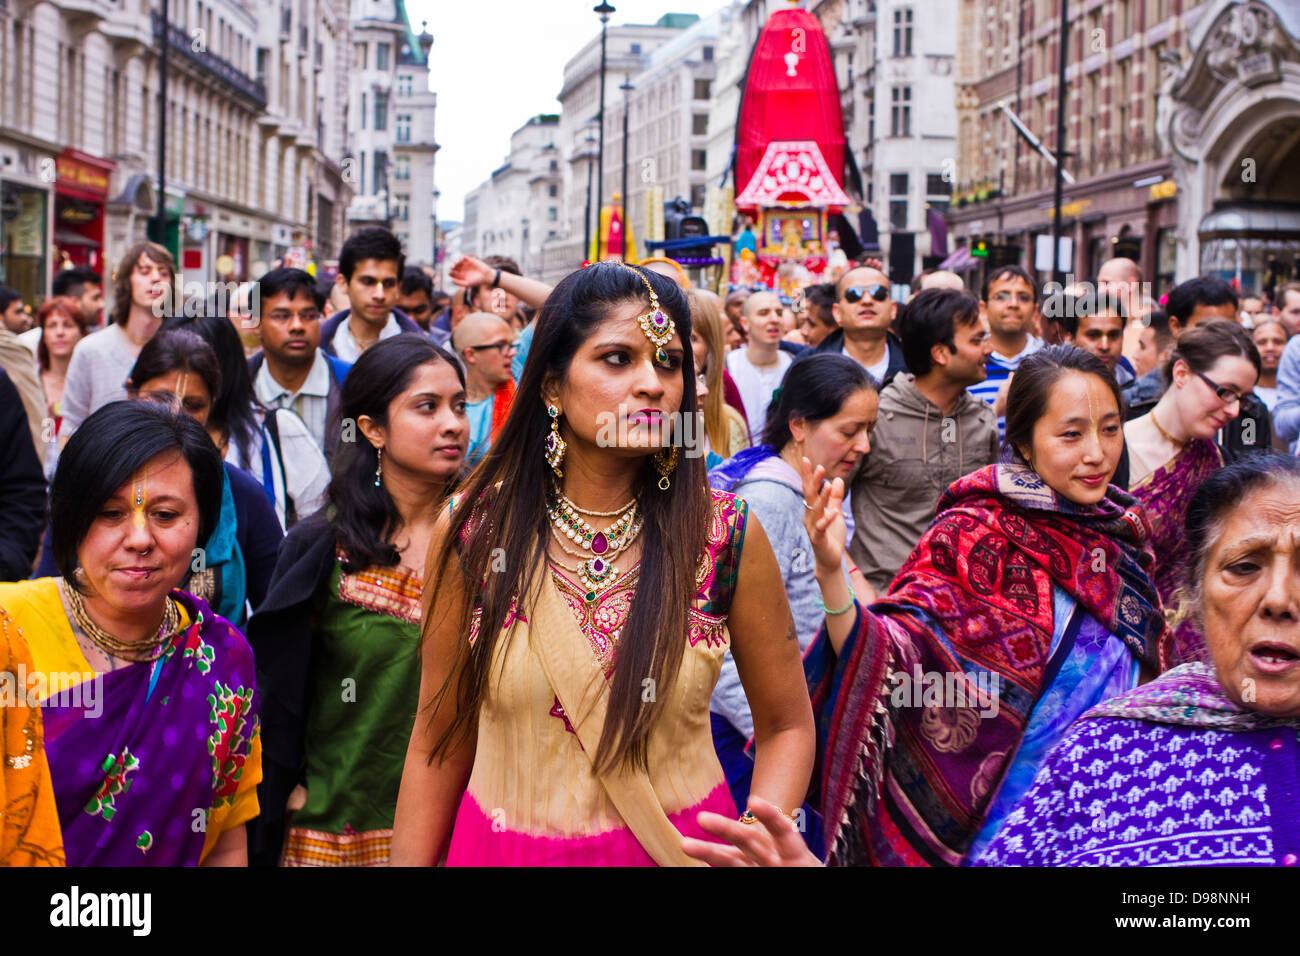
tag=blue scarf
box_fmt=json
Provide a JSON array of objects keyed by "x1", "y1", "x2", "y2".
[{"x1": 707, "y1": 444, "x2": 777, "y2": 493}]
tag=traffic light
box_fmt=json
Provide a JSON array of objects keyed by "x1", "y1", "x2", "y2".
[{"x1": 970, "y1": 238, "x2": 990, "y2": 258}]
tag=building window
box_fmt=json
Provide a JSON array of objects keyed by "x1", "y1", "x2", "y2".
[
  {"x1": 396, "y1": 113, "x2": 411, "y2": 141},
  {"x1": 548, "y1": 207, "x2": 557, "y2": 221},
  {"x1": 376, "y1": 42, "x2": 390, "y2": 72},
  {"x1": 394, "y1": 155, "x2": 409, "y2": 180},
  {"x1": 693, "y1": 79, "x2": 711, "y2": 100},
  {"x1": 356, "y1": 43, "x2": 367, "y2": 70},
  {"x1": 692, "y1": 114, "x2": 708, "y2": 136},
  {"x1": 690, "y1": 183, "x2": 707, "y2": 208},
  {"x1": 893, "y1": 8, "x2": 913, "y2": 57},
  {"x1": 702, "y1": 45, "x2": 713, "y2": 62},
  {"x1": 890, "y1": 86, "x2": 912, "y2": 137},
  {"x1": 361, "y1": 92, "x2": 367, "y2": 129},
  {"x1": 691, "y1": 149, "x2": 707, "y2": 171},
  {"x1": 394, "y1": 193, "x2": 409, "y2": 221},
  {"x1": 548, "y1": 183, "x2": 558, "y2": 197},
  {"x1": 925, "y1": 173, "x2": 951, "y2": 196},
  {"x1": 889, "y1": 199, "x2": 908, "y2": 231},
  {"x1": 397, "y1": 74, "x2": 412, "y2": 97},
  {"x1": 890, "y1": 173, "x2": 909, "y2": 196},
  {"x1": 374, "y1": 91, "x2": 388, "y2": 131},
  {"x1": 630, "y1": 42, "x2": 641, "y2": 54},
  {"x1": 550, "y1": 158, "x2": 558, "y2": 172}
]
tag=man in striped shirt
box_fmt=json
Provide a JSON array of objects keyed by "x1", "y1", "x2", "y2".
[{"x1": 967, "y1": 265, "x2": 1043, "y2": 437}]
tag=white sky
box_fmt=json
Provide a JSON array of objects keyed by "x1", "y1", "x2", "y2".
[{"x1": 409, "y1": 0, "x2": 726, "y2": 222}]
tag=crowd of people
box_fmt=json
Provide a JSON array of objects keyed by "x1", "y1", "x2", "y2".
[{"x1": 1, "y1": 226, "x2": 1297, "y2": 869}]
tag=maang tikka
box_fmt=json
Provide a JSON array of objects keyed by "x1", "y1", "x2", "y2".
[
  {"x1": 625, "y1": 265, "x2": 676, "y2": 365},
  {"x1": 545, "y1": 405, "x2": 567, "y2": 477}
]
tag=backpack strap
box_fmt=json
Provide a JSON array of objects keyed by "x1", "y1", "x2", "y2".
[{"x1": 264, "y1": 408, "x2": 298, "y2": 529}]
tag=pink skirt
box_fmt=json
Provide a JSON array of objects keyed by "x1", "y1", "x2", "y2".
[{"x1": 445, "y1": 783, "x2": 737, "y2": 866}]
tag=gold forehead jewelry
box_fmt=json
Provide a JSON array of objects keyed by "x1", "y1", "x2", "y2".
[{"x1": 623, "y1": 265, "x2": 676, "y2": 365}]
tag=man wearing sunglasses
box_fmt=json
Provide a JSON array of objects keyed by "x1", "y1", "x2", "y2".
[
  {"x1": 814, "y1": 265, "x2": 908, "y2": 387},
  {"x1": 967, "y1": 265, "x2": 1043, "y2": 436},
  {"x1": 453, "y1": 312, "x2": 518, "y2": 466}
]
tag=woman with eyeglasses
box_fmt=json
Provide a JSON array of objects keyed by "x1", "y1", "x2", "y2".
[{"x1": 1125, "y1": 320, "x2": 1261, "y2": 667}]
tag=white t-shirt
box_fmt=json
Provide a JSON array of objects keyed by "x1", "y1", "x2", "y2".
[
  {"x1": 331, "y1": 313, "x2": 401, "y2": 363},
  {"x1": 225, "y1": 405, "x2": 330, "y2": 531},
  {"x1": 726, "y1": 347, "x2": 793, "y2": 444},
  {"x1": 60, "y1": 323, "x2": 141, "y2": 435}
]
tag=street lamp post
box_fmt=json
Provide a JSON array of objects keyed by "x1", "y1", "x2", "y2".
[
  {"x1": 431, "y1": 188, "x2": 440, "y2": 282},
  {"x1": 1051, "y1": 0, "x2": 1069, "y2": 287},
  {"x1": 583, "y1": 122, "x2": 597, "y2": 261},
  {"x1": 594, "y1": 2, "x2": 615, "y2": 260},
  {"x1": 620, "y1": 75, "x2": 633, "y2": 261},
  {"x1": 154, "y1": 0, "x2": 170, "y2": 246}
]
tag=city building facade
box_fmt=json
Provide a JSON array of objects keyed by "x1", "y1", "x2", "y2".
[{"x1": 0, "y1": 0, "x2": 357, "y2": 307}]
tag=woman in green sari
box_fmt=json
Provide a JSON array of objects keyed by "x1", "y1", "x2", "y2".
[{"x1": 246, "y1": 335, "x2": 468, "y2": 866}]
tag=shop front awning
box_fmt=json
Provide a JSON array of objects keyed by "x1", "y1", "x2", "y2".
[
  {"x1": 1198, "y1": 201, "x2": 1300, "y2": 241},
  {"x1": 938, "y1": 245, "x2": 980, "y2": 272}
]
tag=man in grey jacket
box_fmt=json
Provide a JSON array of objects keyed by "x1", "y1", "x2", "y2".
[{"x1": 850, "y1": 288, "x2": 1000, "y2": 593}]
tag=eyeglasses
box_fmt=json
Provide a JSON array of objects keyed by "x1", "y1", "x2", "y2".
[
  {"x1": 266, "y1": 309, "x2": 320, "y2": 323},
  {"x1": 467, "y1": 341, "x2": 516, "y2": 354},
  {"x1": 843, "y1": 284, "x2": 890, "y2": 304},
  {"x1": 1193, "y1": 370, "x2": 1244, "y2": 406}
]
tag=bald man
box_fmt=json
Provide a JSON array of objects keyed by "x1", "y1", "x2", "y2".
[
  {"x1": 918, "y1": 270, "x2": 965, "y2": 293},
  {"x1": 725, "y1": 291, "x2": 793, "y2": 441},
  {"x1": 453, "y1": 311, "x2": 517, "y2": 465}
]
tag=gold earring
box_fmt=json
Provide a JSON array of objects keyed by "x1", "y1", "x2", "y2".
[
  {"x1": 652, "y1": 444, "x2": 678, "y2": 491},
  {"x1": 545, "y1": 405, "x2": 566, "y2": 478}
]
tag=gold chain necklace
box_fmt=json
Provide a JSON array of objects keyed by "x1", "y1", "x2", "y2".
[
  {"x1": 546, "y1": 520, "x2": 644, "y2": 602},
  {"x1": 60, "y1": 578, "x2": 180, "y2": 663},
  {"x1": 551, "y1": 483, "x2": 636, "y2": 518},
  {"x1": 1149, "y1": 410, "x2": 1187, "y2": 448}
]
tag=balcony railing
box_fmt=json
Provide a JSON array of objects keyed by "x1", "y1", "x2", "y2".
[{"x1": 151, "y1": 12, "x2": 267, "y2": 108}]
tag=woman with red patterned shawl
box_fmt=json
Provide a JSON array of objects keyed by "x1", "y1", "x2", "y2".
[
  {"x1": 1125, "y1": 320, "x2": 1261, "y2": 667},
  {"x1": 682, "y1": 347, "x2": 1169, "y2": 867}
]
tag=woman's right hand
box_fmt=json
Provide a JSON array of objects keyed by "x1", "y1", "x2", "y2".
[{"x1": 799, "y1": 457, "x2": 846, "y2": 574}]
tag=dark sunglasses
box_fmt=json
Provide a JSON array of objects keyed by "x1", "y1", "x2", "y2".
[{"x1": 843, "y1": 284, "x2": 890, "y2": 304}]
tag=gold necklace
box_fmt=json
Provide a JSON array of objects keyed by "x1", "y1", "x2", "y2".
[
  {"x1": 551, "y1": 483, "x2": 636, "y2": 518},
  {"x1": 547, "y1": 521, "x2": 643, "y2": 601},
  {"x1": 1149, "y1": 410, "x2": 1187, "y2": 448},
  {"x1": 61, "y1": 579, "x2": 180, "y2": 663}
]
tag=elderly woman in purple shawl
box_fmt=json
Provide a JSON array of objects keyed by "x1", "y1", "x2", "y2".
[
  {"x1": 0, "y1": 400, "x2": 261, "y2": 866},
  {"x1": 977, "y1": 455, "x2": 1300, "y2": 866}
]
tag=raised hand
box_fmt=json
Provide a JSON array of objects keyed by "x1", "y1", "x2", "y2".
[
  {"x1": 681, "y1": 796, "x2": 822, "y2": 867},
  {"x1": 449, "y1": 255, "x2": 493, "y2": 290},
  {"x1": 799, "y1": 456, "x2": 846, "y2": 574}
]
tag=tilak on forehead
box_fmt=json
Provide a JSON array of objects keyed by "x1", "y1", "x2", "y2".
[
  {"x1": 619, "y1": 263, "x2": 676, "y2": 366},
  {"x1": 132, "y1": 466, "x2": 149, "y2": 529}
]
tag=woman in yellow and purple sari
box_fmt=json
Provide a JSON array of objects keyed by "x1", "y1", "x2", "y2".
[
  {"x1": 392, "y1": 262, "x2": 815, "y2": 866},
  {"x1": 0, "y1": 400, "x2": 261, "y2": 866}
]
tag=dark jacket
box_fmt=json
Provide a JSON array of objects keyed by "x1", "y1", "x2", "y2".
[
  {"x1": 319, "y1": 307, "x2": 420, "y2": 357},
  {"x1": 244, "y1": 512, "x2": 336, "y2": 866},
  {"x1": 246, "y1": 349, "x2": 352, "y2": 462},
  {"x1": 812, "y1": 329, "x2": 908, "y2": 386},
  {"x1": 0, "y1": 368, "x2": 45, "y2": 580}
]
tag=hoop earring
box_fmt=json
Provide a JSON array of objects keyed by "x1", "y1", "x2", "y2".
[
  {"x1": 545, "y1": 405, "x2": 566, "y2": 478},
  {"x1": 374, "y1": 447, "x2": 383, "y2": 487},
  {"x1": 652, "y1": 444, "x2": 678, "y2": 491}
]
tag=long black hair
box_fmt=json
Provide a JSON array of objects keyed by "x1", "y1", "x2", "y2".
[
  {"x1": 426, "y1": 261, "x2": 705, "y2": 774},
  {"x1": 163, "y1": 313, "x2": 261, "y2": 465},
  {"x1": 329, "y1": 334, "x2": 464, "y2": 572},
  {"x1": 761, "y1": 352, "x2": 875, "y2": 450},
  {"x1": 52, "y1": 401, "x2": 223, "y2": 591}
]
